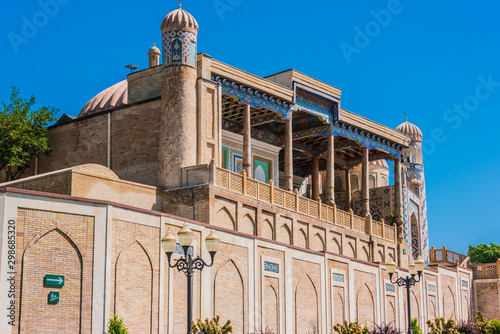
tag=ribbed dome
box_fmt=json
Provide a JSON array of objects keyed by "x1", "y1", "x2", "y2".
[
  {"x1": 396, "y1": 121, "x2": 423, "y2": 141},
  {"x1": 161, "y1": 8, "x2": 199, "y2": 34},
  {"x1": 79, "y1": 80, "x2": 128, "y2": 117},
  {"x1": 369, "y1": 159, "x2": 389, "y2": 169},
  {"x1": 148, "y1": 43, "x2": 161, "y2": 56}
]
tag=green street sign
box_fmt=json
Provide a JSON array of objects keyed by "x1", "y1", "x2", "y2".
[
  {"x1": 48, "y1": 291, "x2": 59, "y2": 304},
  {"x1": 44, "y1": 275, "x2": 65, "y2": 287}
]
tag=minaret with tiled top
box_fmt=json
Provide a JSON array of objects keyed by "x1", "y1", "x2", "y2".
[{"x1": 158, "y1": 3, "x2": 199, "y2": 188}]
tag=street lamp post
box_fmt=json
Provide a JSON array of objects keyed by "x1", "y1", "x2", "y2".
[
  {"x1": 386, "y1": 257, "x2": 425, "y2": 334},
  {"x1": 162, "y1": 223, "x2": 221, "y2": 334}
]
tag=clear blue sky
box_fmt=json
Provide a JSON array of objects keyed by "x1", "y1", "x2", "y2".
[{"x1": 1, "y1": 0, "x2": 499, "y2": 255}]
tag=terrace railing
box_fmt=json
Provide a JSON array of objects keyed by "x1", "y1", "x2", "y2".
[
  {"x1": 214, "y1": 167, "x2": 396, "y2": 242},
  {"x1": 471, "y1": 260, "x2": 500, "y2": 279},
  {"x1": 429, "y1": 246, "x2": 468, "y2": 267}
]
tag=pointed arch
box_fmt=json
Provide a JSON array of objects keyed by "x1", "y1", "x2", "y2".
[
  {"x1": 279, "y1": 224, "x2": 292, "y2": 245},
  {"x1": 214, "y1": 260, "x2": 245, "y2": 333},
  {"x1": 361, "y1": 245, "x2": 370, "y2": 262},
  {"x1": 331, "y1": 236, "x2": 342, "y2": 254},
  {"x1": 265, "y1": 284, "x2": 279, "y2": 332},
  {"x1": 20, "y1": 228, "x2": 83, "y2": 333},
  {"x1": 295, "y1": 274, "x2": 319, "y2": 334},
  {"x1": 411, "y1": 212, "x2": 420, "y2": 258},
  {"x1": 350, "y1": 174, "x2": 359, "y2": 191},
  {"x1": 312, "y1": 233, "x2": 325, "y2": 252},
  {"x1": 262, "y1": 218, "x2": 274, "y2": 240},
  {"x1": 356, "y1": 283, "x2": 375, "y2": 327},
  {"x1": 443, "y1": 286, "x2": 456, "y2": 320},
  {"x1": 240, "y1": 213, "x2": 255, "y2": 235},
  {"x1": 216, "y1": 207, "x2": 236, "y2": 230},
  {"x1": 410, "y1": 290, "x2": 420, "y2": 324},
  {"x1": 114, "y1": 240, "x2": 154, "y2": 334},
  {"x1": 296, "y1": 229, "x2": 307, "y2": 248}
]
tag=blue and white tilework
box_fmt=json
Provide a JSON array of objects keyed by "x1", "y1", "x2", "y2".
[
  {"x1": 428, "y1": 284, "x2": 436, "y2": 293},
  {"x1": 332, "y1": 273, "x2": 345, "y2": 283},
  {"x1": 264, "y1": 261, "x2": 279, "y2": 273},
  {"x1": 386, "y1": 283, "x2": 395, "y2": 292},
  {"x1": 174, "y1": 243, "x2": 193, "y2": 256}
]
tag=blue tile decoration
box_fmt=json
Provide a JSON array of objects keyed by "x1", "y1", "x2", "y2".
[
  {"x1": 171, "y1": 38, "x2": 182, "y2": 63},
  {"x1": 386, "y1": 283, "x2": 395, "y2": 292},
  {"x1": 462, "y1": 280, "x2": 469, "y2": 288},
  {"x1": 162, "y1": 31, "x2": 197, "y2": 66},
  {"x1": 189, "y1": 41, "x2": 196, "y2": 66},
  {"x1": 428, "y1": 284, "x2": 436, "y2": 293},
  {"x1": 332, "y1": 273, "x2": 345, "y2": 283},
  {"x1": 213, "y1": 75, "x2": 292, "y2": 120},
  {"x1": 293, "y1": 82, "x2": 339, "y2": 124},
  {"x1": 264, "y1": 261, "x2": 279, "y2": 273},
  {"x1": 174, "y1": 243, "x2": 193, "y2": 256}
]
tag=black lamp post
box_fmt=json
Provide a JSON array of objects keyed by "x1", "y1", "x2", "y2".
[
  {"x1": 162, "y1": 223, "x2": 221, "y2": 334},
  {"x1": 386, "y1": 257, "x2": 425, "y2": 334}
]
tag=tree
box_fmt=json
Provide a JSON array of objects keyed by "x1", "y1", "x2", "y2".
[
  {"x1": 468, "y1": 243, "x2": 500, "y2": 264},
  {"x1": 107, "y1": 314, "x2": 129, "y2": 334},
  {"x1": 0, "y1": 87, "x2": 57, "y2": 181}
]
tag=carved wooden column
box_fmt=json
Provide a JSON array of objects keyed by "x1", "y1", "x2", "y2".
[
  {"x1": 394, "y1": 158, "x2": 403, "y2": 233},
  {"x1": 312, "y1": 156, "x2": 320, "y2": 200},
  {"x1": 362, "y1": 147, "x2": 370, "y2": 215},
  {"x1": 326, "y1": 135, "x2": 335, "y2": 205},
  {"x1": 345, "y1": 168, "x2": 351, "y2": 211},
  {"x1": 284, "y1": 118, "x2": 293, "y2": 191},
  {"x1": 243, "y1": 104, "x2": 252, "y2": 176}
]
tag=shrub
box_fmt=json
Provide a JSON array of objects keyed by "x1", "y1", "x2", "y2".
[
  {"x1": 489, "y1": 319, "x2": 500, "y2": 334},
  {"x1": 107, "y1": 314, "x2": 129, "y2": 334},
  {"x1": 427, "y1": 318, "x2": 459, "y2": 334},
  {"x1": 249, "y1": 326, "x2": 274, "y2": 334},
  {"x1": 456, "y1": 317, "x2": 482, "y2": 334},
  {"x1": 473, "y1": 311, "x2": 491, "y2": 333},
  {"x1": 370, "y1": 322, "x2": 402, "y2": 334},
  {"x1": 411, "y1": 318, "x2": 423, "y2": 334},
  {"x1": 192, "y1": 315, "x2": 233, "y2": 334},
  {"x1": 333, "y1": 320, "x2": 369, "y2": 334}
]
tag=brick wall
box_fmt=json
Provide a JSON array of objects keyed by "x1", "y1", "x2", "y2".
[
  {"x1": 14, "y1": 208, "x2": 94, "y2": 333},
  {"x1": 293, "y1": 259, "x2": 321, "y2": 334},
  {"x1": 475, "y1": 281, "x2": 500, "y2": 319}
]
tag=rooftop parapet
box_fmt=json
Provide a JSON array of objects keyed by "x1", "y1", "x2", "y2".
[
  {"x1": 471, "y1": 259, "x2": 500, "y2": 279},
  {"x1": 429, "y1": 246, "x2": 469, "y2": 267}
]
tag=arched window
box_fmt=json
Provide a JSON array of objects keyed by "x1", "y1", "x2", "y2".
[
  {"x1": 350, "y1": 174, "x2": 359, "y2": 191},
  {"x1": 369, "y1": 174, "x2": 376, "y2": 189},
  {"x1": 381, "y1": 175, "x2": 388, "y2": 187},
  {"x1": 335, "y1": 176, "x2": 342, "y2": 191},
  {"x1": 171, "y1": 38, "x2": 182, "y2": 63}
]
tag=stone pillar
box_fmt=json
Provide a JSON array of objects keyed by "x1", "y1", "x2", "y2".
[
  {"x1": 394, "y1": 158, "x2": 404, "y2": 231},
  {"x1": 326, "y1": 135, "x2": 335, "y2": 205},
  {"x1": 158, "y1": 65, "x2": 197, "y2": 188},
  {"x1": 312, "y1": 156, "x2": 320, "y2": 201},
  {"x1": 345, "y1": 169, "x2": 351, "y2": 211},
  {"x1": 243, "y1": 104, "x2": 252, "y2": 177},
  {"x1": 284, "y1": 118, "x2": 293, "y2": 191},
  {"x1": 362, "y1": 147, "x2": 370, "y2": 215}
]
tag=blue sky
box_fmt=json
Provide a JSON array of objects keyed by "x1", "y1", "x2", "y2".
[{"x1": 1, "y1": 0, "x2": 499, "y2": 255}]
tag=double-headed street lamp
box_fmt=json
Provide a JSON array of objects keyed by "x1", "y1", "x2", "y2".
[
  {"x1": 386, "y1": 257, "x2": 426, "y2": 334},
  {"x1": 162, "y1": 223, "x2": 221, "y2": 334}
]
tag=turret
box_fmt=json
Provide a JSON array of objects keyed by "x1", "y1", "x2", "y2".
[
  {"x1": 148, "y1": 43, "x2": 161, "y2": 68},
  {"x1": 158, "y1": 4, "x2": 199, "y2": 188}
]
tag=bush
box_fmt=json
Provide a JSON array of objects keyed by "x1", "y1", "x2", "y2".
[
  {"x1": 107, "y1": 314, "x2": 129, "y2": 334},
  {"x1": 369, "y1": 322, "x2": 402, "y2": 334},
  {"x1": 249, "y1": 326, "x2": 274, "y2": 334},
  {"x1": 192, "y1": 315, "x2": 232, "y2": 334},
  {"x1": 427, "y1": 318, "x2": 459, "y2": 334},
  {"x1": 456, "y1": 315, "x2": 482, "y2": 334},
  {"x1": 411, "y1": 318, "x2": 423, "y2": 334},
  {"x1": 473, "y1": 311, "x2": 491, "y2": 333},
  {"x1": 333, "y1": 320, "x2": 369, "y2": 334},
  {"x1": 489, "y1": 319, "x2": 500, "y2": 334}
]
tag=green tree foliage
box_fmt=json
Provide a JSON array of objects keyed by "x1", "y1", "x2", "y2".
[
  {"x1": 0, "y1": 87, "x2": 57, "y2": 181},
  {"x1": 489, "y1": 319, "x2": 500, "y2": 334},
  {"x1": 192, "y1": 315, "x2": 232, "y2": 334},
  {"x1": 468, "y1": 243, "x2": 500, "y2": 264},
  {"x1": 411, "y1": 318, "x2": 423, "y2": 334},
  {"x1": 107, "y1": 314, "x2": 129, "y2": 334}
]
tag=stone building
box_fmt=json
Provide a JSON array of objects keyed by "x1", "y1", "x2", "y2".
[{"x1": 0, "y1": 3, "x2": 489, "y2": 334}]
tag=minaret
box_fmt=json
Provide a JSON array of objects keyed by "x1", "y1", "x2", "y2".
[
  {"x1": 148, "y1": 43, "x2": 161, "y2": 68},
  {"x1": 158, "y1": 4, "x2": 199, "y2": 188},
  {"x1": 396, "y1": 118, "x2": 429, "y2": 263}
]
